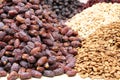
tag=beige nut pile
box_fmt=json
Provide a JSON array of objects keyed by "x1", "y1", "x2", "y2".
[
  {"x1": 65, "y1": 3, "x2": 120, "y2": 79},
  {"x1": 65, "y1": 3, "x2": 120, "y2": 38},
  {"x1": 75, "y1": 22, "x2": 120, "y2": 80}
]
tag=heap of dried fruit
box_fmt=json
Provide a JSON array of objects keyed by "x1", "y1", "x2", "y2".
[
  {"x1": 76, "y1": 22, "x2": 120, "y2": 79},
  {"x1": 0, "y1": 0, "x2": 82, "y2": 79},
  {"x1": 44, "y1": 0, "x2": 84, "y2": 21}
]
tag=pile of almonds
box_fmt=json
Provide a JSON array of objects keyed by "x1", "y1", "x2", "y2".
[
  {"x1": 0, "y1": 0, "x2": 82, "y2": 79},
  {"x1": 76, "y1": 22, "x2": 120, "y2": 79}
]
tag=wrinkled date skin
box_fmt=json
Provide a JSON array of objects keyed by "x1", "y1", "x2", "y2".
[{"x1": 0, "y1": 0, "x2": 83, "y2": 79}]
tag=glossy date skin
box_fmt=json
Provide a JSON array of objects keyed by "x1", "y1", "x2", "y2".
[{"x1": 0, "y1": 0, "x2": 82, "y2": 79}]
